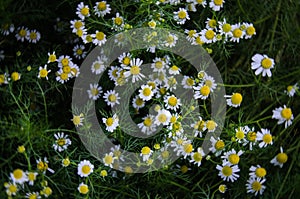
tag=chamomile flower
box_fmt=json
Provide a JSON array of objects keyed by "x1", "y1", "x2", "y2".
[
  {"x1": 206, "y1": 120, "x2": 218, "y2": 132},
  {"x1": 194, "y1": 84, "x2": 211, "y2": 100},
  {"x1": 230, "y1": 24, "x2": 244, "y2": 43},
  {"x1": 91, "y1": 56, "x2": 107, "y2": 75},
  {"x1": 47, "y1": 51, "x2": 57, "y2": 63},
  {"x1": 164, "y1": 33, "x2": 178, "y2": 47},
  {"x1": 11, "y1": 71, "x2": 21, "y2": 81},
  {"x1": 56, "y1": 70, "x2": 69, "y2": 84},
  {"x1": 102, "y1": 114, "x2": 119, "y2": 132},
  {"x1": 272, "y1": 105, "x2": 294, "y2": 128},
  {"x1": 26, "y1": 29, "x2": 41, "y2": 43},
  {"x1": 108, "y1": 66, "x2": 121, "y2": 82},
  {"x1": 155, "y1": 109, "x2": 172, "y2": 126},
  {"x1": 81, "y1": 33, "x2": 94, "y2": 44},
  {"x1": 270, "y1": 147, "x2": 288, "y2": 168},
  {"x1": 139, "y1": 84, "x2": 154, "y2": 101},
  {"x1": 178, "y1": 141, "x2": 194, "y2": 159},
  {"x1": 234, "y1": 126, "x2": 249, "y2": 143},
  {"x1": 169, "y1": 65, "x2": 181, "y2": 75},
  {"x1": 249, "y1": 165, "x2": 267, "y2": 179},
  {"x1": 209, "y1": 137, "x2": 225, "y2": 156},
  {"x1": 218, "y1": 18, "x2": 232, "y2": 40},
  {"x1": 10, "y1": 169, "x2": 27, "y2": 184},
  {"x1": 224, "y1": 92, "x2": 243, "y2": 107},
  {"x1": 26, "y1": 171, "x2": 38, "y2": 186},
  {"x1": 92, "y1": 30, "x2": 107, "y2": 46},
  {"x1": 246, "y1": 127, "x2": 257, "y2": 150},
  {"x1": 164, "y1": 94, "x2": 181, "y2": 111},
  {"x1": 38, "y1": 65, "x2": 51, "y2": 80},
  {"x1": 140, "y1": 146, "x2": 153, "y2": 161},
  {"x1": 76, "y1": 2, "x2": 90, "y2": 20},
  {"x1": 246, "y1": 177, "x2": 266, "y2": 196},
  {"x1": 209, "y1": 0, "x2": 225, "y2": 11},
  {"x1": 0, "y1": 73, "x2": 10, "y2": 85},
  {"x1": 103, "y1": 90, "x2": 120, "y2": 107},
  {"x1": 203, "y1": 75, "x2": 217, "y2": 91},
  {"x1": 87, "y1": 83, "x2": 102, "y2": 100},
  {"x1": 57, "y1": 55, "x2": 72, "y2": 67},
  {"x1": 53, "y1": 132, "x2": 72, "y2": 152},
  {"x1": 71, "y1": 113, "x2": 84, "y2": 127},
  {"x1": 123, "y1": 58, "x2": 144, "y2": 83},
  {"x1": 94, "y1": 1, "x2": 111, "y2": 17},
  {"x1": 1, "y1": 23, "x2": 14, "y2": 35},
  {"x1": 191, "y1": 116, "x2": 206, "y2": 137},
  {"x1": 251, "y1": 54, "x2": 275, "y2": 77},
  {"x1": 118, "y1": 52, "x2": 132, "y2": 68},
  {"x1": 200, "y1": 28, "x2": 217, "y2": 43},
  {"x1": 73, "y1": 44, "x2": 86, "y2": 59},
  {"x1": 190, "y1": 147, "x2": 205, "y2": 166},
  {"x1": 173, "y1": 8, "x2": 190, "y2": 25},
  {"x1": 70, "y1": 19, "x2": 85, "y2": 33},
  {"x1": 285, "y1": 83, "x2": 298, "y2": 97},
  {"x1": 151, "y1": 57, "x2": 167, "y2": 73},
  {"x1": 36, "y1": 157, "x2": 54, "y2": 174},
  {"x1": 181, "y1": 76, "x2": 195, "y2": 89},
  {"x1": 77, "y1": 160, "x2": 94, "y2": 177},
  {"x1": 15, "y1": 26, "x2": 28, "y2": 42},
  {"x1": 112, "y1": 12, "x2": 125, "y2": 31},
  {"x1": 62, "y1": 157, "x2": 70, "y2": 167},
  {"x1": 192, "y1": 0, "x2": 207, "y2": 7},
  {"x1": 221, "y1": 149, "x2": 243, "y2": 165},
  {"x1": 78, "y1": 182, "x2": 89, "y2": 194},
  {"x1": 243, "y1": 22, "x2": 256, "y2": 39},
  {"x1": 184, "y1": 29, "x2": 197, "y2": 42},
  {"x1": 41, "y1": 186, "x2": 52, "y2": 197},
  {"x1": 256, "y1": 128, "x2": 273, "y2": 148},
  {"x1": 216, "y1": 164, "x2": 240, "y2": 182},
  {"x1": 25, "y1": 192, "x2": 41, "y2": 199},
  {"x1": 206, "y1": 18, "x2": 217, "y2": 29},
  {"x1": 4, "y1": 182, "x2": 18, "y2": 196},
  {"x1": 132, "y1": 95, "x2": 145, "y2": 109}
]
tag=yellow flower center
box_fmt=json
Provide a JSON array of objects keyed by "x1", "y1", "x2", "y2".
[
  {"x1": 205, "y1": 29, "x2": 215, "y2": 40},
  {"x1": 181, "y1": 165, "x2": 189, "y2": 173},
  {"x1": 233, "y1": 28, "x2": 242, "y2": 38},
  {"x1": 247, "y1": 131, "x2": 256, "y2": 142},
  {"x1": 262, "y1": 134, "x2": 272, "y2": 144},
  {"x1": 205, "y1": 79, "x2": 213, "y2": 87},
  {"x1": 188, "y1": 30, "x2": 196, "y2": 37},
  {"x1": 215, "y1": 140, "x2": 225, "y2": 150},
  {"x1": 37, "y1": 161, "x2": 48, "y2": 171},
  {"x1": 79, "y1": 184, "x2": 89, "y2": 194},
  {"x1": 208, "y1": 19, "x2": 217, "y2": 28},
  {"x1": 186, "y1": 78, "x2": 194, "y2": 86},
  {"x1": 108, "y1": 94, "x2": 116, "y2": 102},
  {"x1": 106, "y1": 118, "x2": 114, "y2": 126},
  {"x1": 98, "y1": 2, "x2": 106, "y2": 10},
  {"x1": 62, "y1": 158, "x2": 70, "y2": 166},
  {"x1": 135, "y1": 98, "x2": 144, "y2": 106},
  {"x1": 76, "y1": 49, "x2": 83, "y2": 55},
  {"x1": 158, "y1": 113, "x2": 167, "y2": 123},
  {"x1": 19, "y1": 29, "x2": 27, "y2": 37},
  {"x1": 81, "y1": 7, "x2": 89, "y2": 16},
  {"x1": 214, "y1": 0, "x2": 223, "y2": 5},
  {"x1": 39, "y1": 69, "x2": 48, "y2": 78},
  {"x1": 0, "y1": 74, "x2": 4, "y2": 84},
  {"x1": 11, "y1": 72, "x2": 20, "y2": 81},
  {"x1": 56, "y1": 138, "x2": 66, "y2": 146},
  {"x1": 130, "y1": 65, "x2": 140, "y2": 75},
  {"x1": 30, "y1": 32, "x2": 37, "y2": 40},
  {"x1": 206, "y1": 120, "x2": 216, "y2": 131},
  {"x1": 82, "y1": 165, "x2": 91, "y2": 174},
  {"x1": 200, "y1": 85, "x2": 210, "y2": 96},
  {"x1": 43, "y1": 187, "x2": 52, "y2": 196},
  {"x1": 85, "y1": 35, "x2": 93, "y2": 43},
  {"x1": 236, "y1": 129, "x2": 245, "y2": 139},
  {"x1": 281, "y1": 108, "x2": 292, "y2": 120},
  {"x1": 96, "y1": 31, "x2": 105, "y2": 41},
  {"x1": 261, "y1": 58, "x2": 272, "y2": 69},
  {"x1": 178, "y1": 10, "x2": 187, "y2": 19},
  {"x1": 276, "y1": 153, "x2": 288, "y2": 163},
  {"x1": 123, "y1": 57, "x2": 130, "y2": 65},
  {"x1": 168, "y1": 96, "x2": 177, "y2": 106},
  {"x1": 91, "y1": 88, "x2": 99, "y2": 96},
  {"x1": 246, "y1": 26, "x2": 256, "y2": 36},
  {"x1": 63, "y1": 66, "x2": 71, "y2": 73},
  {"x1": 155, "y1": 61, "x2": 163, "y2": 69},
  {"x1": 231, "y1": 93, "x2": 242, "y2": 105},
  {"x1": 143, "y1": 117, "x2": 152, "y2": 127},
  {"x1": 222, "y1": 166, "x2": 232, "y2": 176},
  {"x1": 9, "y1": 184, "x2": 17, "y2": 193},
  {"x1": 161, "y1": 150, "x2": 169, "y2": 159},
  {"x1": 193, "y1": 152, "x2": 202, "y2": 162},
  {"x1": 100, "y1": 170, "x2": 108, "y2": 177},
  {"x1": 251, "y1": 181, "x2": 262, "y2": 191},
  {"x1": 159, "y1": 87, "x2": 167, "y2": 95},
  {"x1": 60, "y1": 72, "x2": 69, "y2": 80},
  {"x1": 104, "y1": 155, "x2": 113, "y2": 164},
  {"x1": 177, "y1": 138, "x2": 184, "y2": 145},
  {"x1": 141, "y1": 146, "x2": 151, "y2": 155},
  {"x1": 114, "y1": 17, "x2": 123, "y2": 26},
  {"x1": 13, "y1": 169, "x2": 23, "y2": 179},
  {"x1": 142, "y1": 87, "x2": 152, "y2": 96},
  {"x1": 124, "y1": 166, "x2": 133, "y2": 174},
  {"x1": 61, "y1": 58, "x2": 69, "y2": 66},
  {"x1": 287, "y1": 85, "x2": 293, "y2": 92},
  {"x1": 72, "y1": 116, "x2": 81, "y2": 125},
  {"x1": 183, "y1": 143, "x2": 193, "y2": 153},
  {"x1": 219, "y1": 185, "x2": 226, "y2": 193},
  {"x1": 222, "y1": 24, "x2": 231, "y2": 32},
  {"x1": 195, "y1": 36, "x2": 204, "y2": 45},
  {"x1": 255, "y1": 167, "x2": 266, "y2": 178},
  {"x1": 228, "y1": 154, "x2": 240, "y2": 165},
  {"x1": 48, "y1": 54, "x2": 56, "y2": 62},
  {"x1": 74, "y1": 21, "x2": 83, "y2": 29},
  {"x1": 29, "y1": 193, "x2": 37, "y2": 199}
]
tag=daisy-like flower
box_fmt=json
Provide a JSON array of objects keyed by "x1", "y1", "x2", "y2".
[
  {"x1": 108, "y1": 66, "x2": 121, "y2": 82},
  {"x1": 206, "y1": 119, "x2": 218, "y2": 132},
  {"x1": 246, "y1": 177, "x2": 266, "y2": 196},
  {"x1": 94, "y1": 1, "x2": 111, "y2": 17},
  {"x1": 224, "y1": 92, "x2": 243, "y2": 107},
  {"x1": 118, "y1": 52, "x2": 132, "y2": 68},
  {"x1": 194, "y1": 84, "x2": 211, "y2": 100},
  {"x1": 71, "y1": 113, "x2": 84, "y2": 127},
  {"x1": 191, "y1": 116, "x2": 206, "y2": 137},
  {"x1": 78, "y1": 182, "x2": 89, "y2": 194},
  {"x1": 181, "y1": 76, "x2": 195, "y2": 89},
  {"x1": 77, "y1": 160, "x2": 94, "y2": 177},
  {"x1": 272, "y1": 105, "x2": 294, "y2": 128},
  {"x1": 173, "y1": 8, "x2": 190, "y2": 25},
  {"x1": 200, "y1": 28, "x2": 217, "y2": 44},
  {"x1": 53, "y1": 132, "x2": 72, "y2": 152},
  {"x1": 1, "y1": 23, "x2": 14, "y2": 35},
  {"x1": 203, "y1": 75, "x2": 217, "y2": 91},
  {"x1": 216, "y1": 164, "x2": 240, "y2": 182},
  {"x1": 221, "y1": 149, "x2": 243, "y2": 165},
  {"x1": 205, "y1": 18, "x2": 217, "y2": 29},
  {"x1": 62, "y1": 157, "x2": 71, "y2": 167},
  {"x1": 91, "y1": 56, "x2": 107, "y2": 75},
  {"x1": 184, "y1": 29, "x2": 197, "y2": 42},
  {"x1": 246, "y1": 127, "x2": 258, "y2": 150},
  {"x1": 251, "y1": 53, "x2": 275, "y2": 77},
  {"x1": 70, "y1": 63, "x2": 80, "y2": 77},
  {"x1": 230, "y1": 23, "x2": 244, "y2": 43},
  {"x1": 285, "y1": 83, "x2": 298, "y2": 97},
  {"x1": 190, "y1": 147, "x2": 205, "y2": 166},
  {"x1": 218, "y1": 184, "x2": 227, "y2": 193},
  {"x1": 47, "y1": 51, "x2": 57, "y2": 63},
  {"x1": 56, "y1": 70, "x2": 70, "y2": 84},
  {"x1": 102, "y1": 114, "x2": 119, "y2": 132},
  {"x1": 73, "y1": 44, "x2": 86, "y2": 59},
  {"x1": 26, "y1": 29, "x2": 41, "y2": 43},
  {"x1": 92, "y1": 30, "x2": 107, "y2": 46},
  {"x1": 41, "y1": 186, "x2": 52, "y2": 198},
  {"x1": 249, "y1": 165, "x2": 267, "y2": 179},
  {"x1": 164, "y1": 33, "x2": 178, "y2": 47},
  {"x1": 155, "y1": 109, "x2": 172, "y2": 126},
  {"x1": 25, "y1": 192, "x2": 41, "y2": 199},
  {"x1": 178, "y1": 141, "x2": 194, "y2": 159},
  {"x1": 243, "y1": 22, "x2": 256, "y2": 39},
  {"x1": 164, "y1": 94, "x2": 181, "y2": 111},
  {"x1": 124, "y1": 58, "x2": 144, "y2": 83},
  {"x1": 209, "y1": 137, "x2": 225, "y2": 156},
  {"x1": 102, "y1": 152, "x2": 116, "y2": 168},
  {"x1": 103, "y1": 90, "x2": 120, "y2": 107},
  {"x1": 87, "y1": 83, "x2": 102, "y2": 100},
  {"x1": 15, "y1": 26, "x2": 28, "y2": 42},
  {"x1": 132, "y1": 95, "x2": 145, "y2": 110},
  {"x1": 36, "y1": 157, "x2": 54, "y2": 174},
  {"x1": 256, "y1": 128, "x2": 273, "y2": 148},
  {"x1": 218, "y1": 18, "x2": 232, "y2": 40},
  {"x1": 11, "y1": 71, "x2": 21, "y2": 81},
  {"x1": 151, "y1": 57, "x2": 167, "y2": 73},
  {"x1": 192, "y1": 33, "x2": 205, "y2": 45},
  {"x1": 138, "y1": 84, "x2": 154, "y2": 101},
  {"x1": 140, "y1": 146, "x2": 153, "y2": 161},
  {"x1": 38, "y1": 65, "x2": 51, "y2": 80},
  {"x1": 76, "y1": 2, "x2": 90, "y2": 20},
  {"x1": 4, "y1": 182, "x2": 18, "y2": 196},
  {"x1": 10, "y1": 169, "x2": 28, "y2": 184},
  {"x1": 270, "y1": 147, "x2": 288, "y2": 168},
  {"x1": 81, "y1": 33, "x2": 94, "y2": 44},
  {"x1": 234, "y1": 126, "x2": 249, "y2": 143},
  {"x1": 57, "y1": 55, "x2": 72, "y2": 67},
  {"x1": 70, "y1": 19, "x2": 85, "y2": 33},
  {"x1": 209, "y1": 0, "x2": 225, "y2": 11},
  {"x1": 0, "y1": 73, "x2": 10, "y2": 85},
  {"x1": 26, "y1": 171, "x2": 38, "y2": 186},
  {"x1": 112, "y1": 12, "x2": 125, "y2": 31}
]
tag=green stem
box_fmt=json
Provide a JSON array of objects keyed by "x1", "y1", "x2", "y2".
[
  {"x1": 218, "y1": 83, "x2": 256, "y2": 88},
  {"x1": 269, "y1": 0, "x2": 282, "y2": 52},
  {"x1": 36, "y1": 81, "x2": 49, "y2": 126}
]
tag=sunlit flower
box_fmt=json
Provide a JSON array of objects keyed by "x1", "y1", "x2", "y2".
[
  {"x1": 78, "y1": 182, "x2": 89, "y2": 194},
  {"x1": 246, "y1": 177, "x2": 266, "y2": 196},
  {"x1": 94, "y1": 1, "x2": 111, "y2": 17},
  {"x1": 251, "y1": 53, "x2": 275, "y2": 77},
  {"x1": 87, "y1": 83, "x2": 102, "y2": 100},
  {"x1": 38, "y1": 65, "x2": 51, "y2": 80},
  {"x1": 102, "y1": 114, "x2": 119, "y2": 132},
  {"x1": 272, "y1": 105, "x2": 294, "y2": 128},
  {"x1": 224, "y1": 92, "x2": 243, "y2": 107},
  {"x1": 216, "y1": 164, "x2": 240, "y2": 182},
  {"x1": 270, "y1": 146, "x2": 288, "y2": 168},
  {"x1": 173, "y1": 8, "x2": 190, "y2": 24},
  {"x1": 256, "y1": 128, "x2": 273, "y2": 148},
  {"x1": 53, "y1": 132, "x2": 72, "y2": 152},
  {"x1": 77, "y1": 160, "x2": 94, "y2": 177},
  {"x1": 209, "y1": 0, "x2": 225, "y2": 11},
  {"x1": 10, "y1": 169, "x2": 27, "y2": 184},
  {"x1": 140, "y1": 146, "x2": 153, "y2": 161},
  {"x1": 249, "y1": 165, "x2": 267, "y2": 179},
  {"x1": 76, "y1": 2, "x2": 90, "y2": 20}
]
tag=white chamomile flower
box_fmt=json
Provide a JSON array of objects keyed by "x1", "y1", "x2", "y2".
[
  {"x1": 251, "y1": 53, "x2": 275, "y2": 77},
  {"x1": 91, "y1": 56, "x2": 107, "y2": 74},
  {"x1": 249, "y1": 165, "x2": 267, "y2": 179},
  {"x1": 1, "y1": 23, "x2": 14, "y2": 35},
  {"x1": 26, "y1": 29, "x2": 41, "y2": 43},
  {"x1": 155, "y1": 109, "x2": 171, "y2": 126},
  {"x1": 206, "y1": 120, "x2": 218, "y2": 132},
  {"x1": 124, "y1": 58, "x2": 144, "y2": 83},
  {"x1": 181, "y1": 76, "x2": 195, "y2": 89},
  {"x1": 191, "y1": 116, "x2": 206, "y2": 137},
  {"x1": 56, "y1": 70, "x2": 69, "y2": 84},
  {"x1": 192, "y1": 0, "x2": 207, "y2": 8},
  {"x1": 57, "y1": 55, "x2": 72, "y2": 67},
  {"x1": 112, "y1": 12, "x2": 125, "y2": 31},
  {"x1": 103, "y1": 90, "x2": 120, "y2": 107},
  {"x1": 165, "y1": 33, "x2": 178, "y2": 47},
  {"x1": 103, "y1": 152, "x2": 116, "y2": 168},
  {"x1": 77, "y1": 160, "x2": 94, "y2": 177},
  {"x1": 216, "y1": 164, "x2": 240, "y2": 182},
  {"x1": 76, "y1": 2, "x2": 90, "y2": 20},
  {"x1": 15, "y1": 26, "x2": 28, "y2": 42},
  {"x1": 209, "y1": 0, "x2": 225, "y2": 11},
  {"x1": 132, "y1": 95, "x2": 145, "y2": 110},
  {"x1": 137, "y1": 114, "x2": 157, "y2": 135},
  {"x1": 26, "y1": 171, "x2": 38, "y2": 186},
  {"x1": 209, "y1": 137, "x2": 225, "y2": 156},
  {"x1": 151, "y1": 57, "x2": 167, "y2": 73},
  {"x1": 200, "y1": 28, "x2": 217, "y2": 44},
  {"x1": 234, "y1": 126, "x2": 249, "y2": 143},
  {"x1": 221, "y1": 149, "x2": 243, "y2": 165},
  {"x1": 243, "y1": 22, "x2": 256, "y2": 39},
  {"x1": 25, "y1": 192, "x2": 41, "y2": 199},
  {"x1": 203, "y1": 75, "x2": 217, "y2": 91},
  {"x1": 194, "y1": 84, "x2": 211, "y2": 100},
  {"x1": 139, "y1": 84, "x2": 154, "y2": 101},
  {"x1": 102, "y1": 114, "x2": 119, "y2": 132},
  {"x1": 118, "y1": 52, "x2": 132, "y2": 68},
  {"x1": 0, "y1": 72, "x2": 10, "y2": 85},
  {"x1": 285, "y1": 83, "x2": 298, "y2": 97},
  {"x1": 87, "y1": 83, "x2": 102, "y2": 100},
  {"x1": 218, "y1": 18, "x2": 232, "y2": 40},
  {"x1": 94, "y1": 1, "x2": 111, "y2": 17},
  {"x1": 78, "y1": 182, "x2": 89, "y2": 194},
  {"x1": 173, "y1": 8, "x2": 190, "y2": 25},
  {"x1": 184, "y1": 29, "x2": 197, "y2": 42},
  {"x1": 205, "y1": 18, "x2": 218, "y2": 30},
  {"x1": 71, "y1": 113, "x2": 84, "y2": 127},
  {"x1": 169, "y1": 65, "x2": 181, "y2": 75},
  {"x1": 4, "y1": 182, "x2": 18, "y2": 196},
  {"x1": 92, "y1": 30, "x2": 107, "y2": 46},
  {"x1": 270, "y1": 147, "x2": 288, "y2": 168},
  {"x1": 108, "y1": 66, "x2": 121, "y2": 82},
  {"x1": 224, "y1": 92, "x2": 243, "y2": 107},
  {"x1": 70, "y1": 19, "x2": 85, "y2": 33},
  {"x1": 81, "y1": 33, "x2": 94, "y2": 44},
  {"x1": 47, "y1": 51, "x2": 57, "y2": 63},
  {"x1": 140, "y1": 146, "x2": 153, "y2": 161},
  {"x1": 53, "y1": 132, "x2": 72, "y2": 152},
  {"x1": 272, "y1": 105, "x2": 294, "y2": 128},
  {"x1": 256, "y1": 128, "x2": 273, "y2": 148},
  {"x1": 246, "y1": 177, "x2": 266, "y2": 196},
  {"x1": 38, "y1": 65, "x2": 51, "y2": 80},
  {"x1": 10, "y1": 169, "x2": 28, "y2": 184},
  {"x1": 230, "y1": 23, "x2": 245, "y2": 43},
  {"x1": 73, "y1": 44, "x2": 86, "y2": 59},
  {"x1": 164, "y1": 94, "x2": 181, "y2": 111},
  {"x1": 190, "y1": 147, "x2": 205, "y2": 167},
  {"x1": 36, "y1": 157, "x2": 54, "y2": 174}
]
